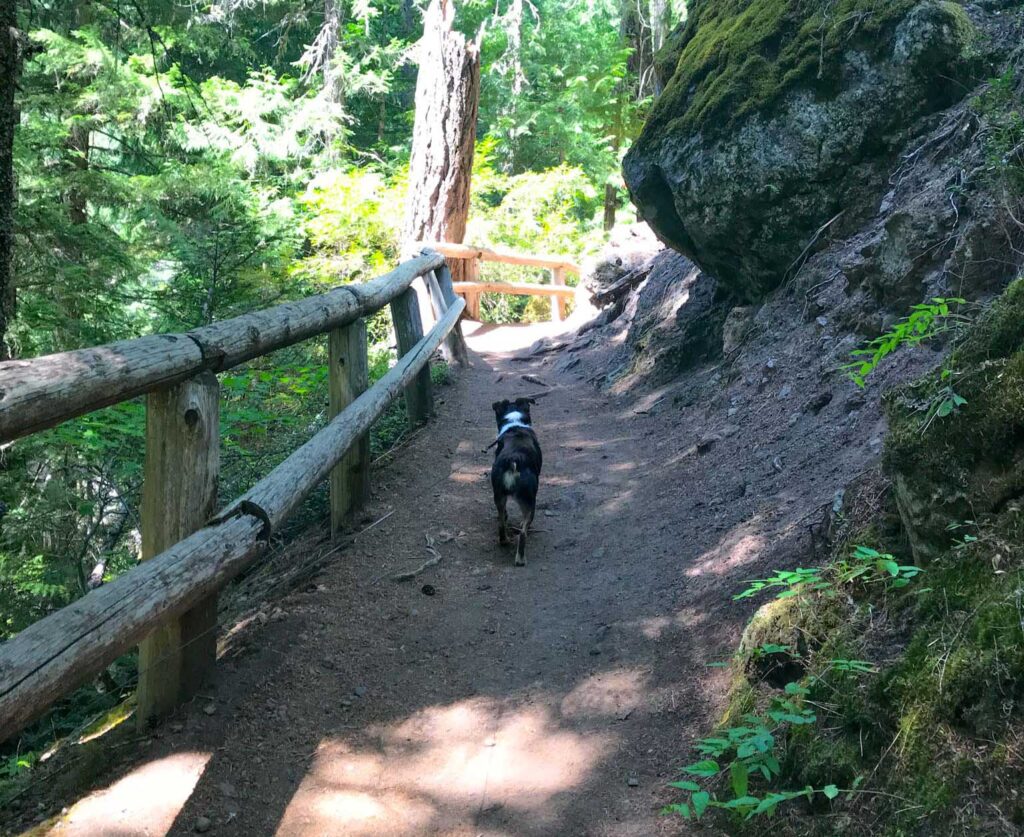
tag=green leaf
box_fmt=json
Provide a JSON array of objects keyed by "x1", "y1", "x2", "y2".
[
  {"x1": 823, "y1": 784, "x2": 839, "y2": 800},
  {"x1": 730, "y1": 760, "x2": 749, "y2": 798},
  {"x1": 722, "y1": 795, "x2": 760, "y2": 810},
  {"x1": 692, "y1": 791, "x2": 710, "y2": 817},
  {"x1": 664, "y1": 802, "x2": 691, "y2": 819},
  {"x1": 668, "y1": 780, "x2": 700, "y2": 791},
  {"x1": 682, "y1": 759, "x2": 719, "y2": 778}
]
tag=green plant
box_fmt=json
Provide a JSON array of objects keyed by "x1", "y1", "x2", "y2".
[
  {"x1": 836, "y1": 545, "x2": 925, "y2": 590},
  {"x1": 666, "y1": 681, "x2": 869, "y2": 821},
  {"x1": 947, "y1": 520, "x2": 980, "y2": 553},
  {"x1": 734, "y1": 567, "x2": 829, "y2": 601},
  {"x1": 750, "y1": 643, "x2": 796, "y2": 658},
  {"x1": 430, "y1": 361, "x2": 451, "y2": 387},
  {"x1": 843, "y1": 298, "x2": 966, "y2": 388},
  {"x1": 737, "y1": 545, "x2": 923, "y2": 608},
  {"x1": 824, "y1": 658, "x2": 878, "y2": 675}
]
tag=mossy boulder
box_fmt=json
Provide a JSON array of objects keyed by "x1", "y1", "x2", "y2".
[
  {"x1": 623, "y1": 0, "x2": 979, "y2": 302},
  {"x1": 885, "y1": 279, "x2": 1024, "y2": 563},
  {"x1": 736, "y1": 592, "x2": 847, "y2": 687}
]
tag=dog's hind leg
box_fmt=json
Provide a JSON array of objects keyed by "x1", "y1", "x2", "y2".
[
  {"x1": 515, "y1": 508, "x2": 534, "y2": 567},
  {"x1": 496, "y1": 493, "x2": 510, "y2": 546}
]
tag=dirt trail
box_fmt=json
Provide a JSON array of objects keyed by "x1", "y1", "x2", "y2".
[{"x1": 43, "y1": 318, "x2": 877, "y2": 837}]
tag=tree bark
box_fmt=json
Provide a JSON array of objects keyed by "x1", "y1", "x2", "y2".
[
  {"x1": 604, "y1": 183, "x2": 618, "y2": 231},
  {"x1": 323, "y1": 0, "x2": 345, "y2": 105},
  {"x1": 403, "y1": 0, "x2": 481, "y2": 286},
  {"x1": 649, "y1": 0, "x2": 669, "y2": 96},
  {"x1": 0, "y1": 8, "x2": 20, "y2": 359}
]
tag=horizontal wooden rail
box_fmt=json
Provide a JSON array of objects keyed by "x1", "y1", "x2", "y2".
[
  {"x1": 415, "y1": 241, "x2": 579, "y2": 323},
  {"x1": 452, "y1": 280, "x2": 575, "y2": 298},
  {"x1": 0, "y1": 298, "x2": 465, "y2": 743},
  {"x1": 417, "y1": 240, "x2": 580, "y2": 272},
  {"x1": 0, "y1": 251, "x2": 445, "y2": 444}
]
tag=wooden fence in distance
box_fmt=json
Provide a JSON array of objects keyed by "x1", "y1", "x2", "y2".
[
  {"x1": 0, "y1": 251, "x2": 466, "y2": 743},
  {"x1": 417, "y1": 241, "x2": 579, "y2": 322}
]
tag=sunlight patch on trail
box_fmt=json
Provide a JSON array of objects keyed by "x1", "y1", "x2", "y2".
[
  {"x1": 56, "y1": 751, "x2": 211, "y2": 837},
  {"x1": 685, "y1": 527, "x2": 768, "y2": 579},
  {"x1": 560, "y1": 668, "x2": 647, "y2": 720},
  {"x1": 275, "y1": 697, "x2": 613, "y2": 836}
]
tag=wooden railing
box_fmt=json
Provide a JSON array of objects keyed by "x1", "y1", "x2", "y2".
[
  {"x1": 0, "y1": 251, "x2": 467, "y2": 743},
  {"x1": 418, "y1": 241, "x2": 579, "y2": 322}
]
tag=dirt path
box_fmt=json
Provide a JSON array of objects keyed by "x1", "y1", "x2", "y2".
[{"x1": 43, "y1": 316, "x2": 883, "y2": 837}]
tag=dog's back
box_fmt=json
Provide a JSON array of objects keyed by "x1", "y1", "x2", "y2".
[
  {"x1": 490, "y1": 398, "x2": 543, "y2": 566},
  {"x1": 491, "y1": 428, "x2": 542, "y2": 510}
]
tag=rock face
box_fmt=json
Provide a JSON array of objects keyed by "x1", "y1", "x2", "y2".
[
  {"x1": 622, "y1": 251, "x2": 729, "y2": 384},
  {"x1": 623, "y1": 0, "x2": 980, "y2": 302}
]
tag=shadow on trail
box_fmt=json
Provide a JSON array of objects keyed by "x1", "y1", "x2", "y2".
[{"x1": 47, "y1": 323, "x2": 825, "y2": 837}]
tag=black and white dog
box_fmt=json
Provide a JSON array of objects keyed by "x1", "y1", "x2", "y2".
[{"x1": 490, "y1": 397, "x2": 543, "y2": 566}]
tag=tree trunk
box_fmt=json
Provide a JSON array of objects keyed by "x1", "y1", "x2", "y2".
[
  {"x1": 604, "y1": 183, "x2": 618, "y2": 232},
  {"x1": 0, "y1": 8, "x2": 20, "y2": 359},
  {"x1": 649, "y1": 0, "x2": 669, "y2": 96},
  {"x1": 403, "y1": 0, "x2": 481, "y2": 287},
  {"x1": 504, "y1": 0, "x2": 526, "y2": 98},
  {"x1": 323, "y1": 0, "x2": 345, "y2": 105}
]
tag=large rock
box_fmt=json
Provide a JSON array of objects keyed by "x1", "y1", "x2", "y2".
[{"x1": 623, "y1": 0, "x2": 979, "y2": 302}]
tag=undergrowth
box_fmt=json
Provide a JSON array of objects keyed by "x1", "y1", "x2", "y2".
[{"x1": 669, "y1": 278, "x2": 1024, "y2": 833}]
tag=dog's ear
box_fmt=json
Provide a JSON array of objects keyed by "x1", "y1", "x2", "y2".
[
  {"x1": 492, "y1": 399, "x2": 510, "y2": 415},
  {"x1": 515, "y1": 397, "x2": 538, "y2": 407}
]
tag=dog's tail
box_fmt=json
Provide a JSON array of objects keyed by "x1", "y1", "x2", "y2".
[{"x1": 501, "y1": 460, "x2": 520, "y2": 491}]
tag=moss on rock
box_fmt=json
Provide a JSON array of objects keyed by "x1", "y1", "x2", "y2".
[{"x1": 648, "y1": 0, "x2": 924, "y2": 139}]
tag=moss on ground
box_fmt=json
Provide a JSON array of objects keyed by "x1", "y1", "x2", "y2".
[
  {"x1": 744, "y1": 283, "x2": 1024, "y2": 831},
  {"x1": 701, "y1": 282, "x2": 1024, "y2": 828},
  {"x1": 884, "y1": 279, "x2": 1024, "y2": 563},
  {"x1": 648, "y1": 0, "x2": 972, "y2": 141}
]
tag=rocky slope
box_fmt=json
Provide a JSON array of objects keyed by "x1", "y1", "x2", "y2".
[{"x1": 559, "y1": 1, "x2": 1024, "y2": 831}]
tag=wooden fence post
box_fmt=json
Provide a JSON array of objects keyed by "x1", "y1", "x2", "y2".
[
  {"x1": 137, "y1": 372, "x2": 219, "y2": 727},
  {"x1": 390, "y1": 288, "x2": 433, "y2": 425},
  {"x1": 464, "y1": 258, "x2": 482, "y2": 320},
  {"x1": 551, "y1": 266, "x2": 567, "y2": 322},
  {"x1": 329, "y1": 320, "x2": 370, "y2": 535},
  {"x1": 426, "y1": 269, "x2": 469, "y2": 365}
]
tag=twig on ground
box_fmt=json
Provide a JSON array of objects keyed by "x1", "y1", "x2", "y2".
[{"x1": 389, "y1": 534, "x2": 442, "y2": 582}]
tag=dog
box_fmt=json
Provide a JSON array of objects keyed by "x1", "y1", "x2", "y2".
[{"x1": 489, "y1": 397, "x2": 543, "y2": 566}]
